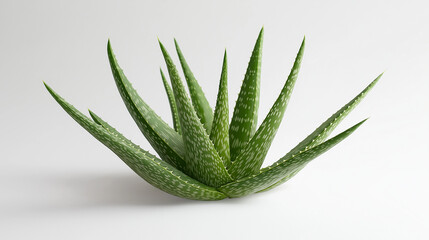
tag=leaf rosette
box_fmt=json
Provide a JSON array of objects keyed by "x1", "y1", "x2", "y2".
[{"x1": 45, "y1": 28, "x2": 381, "y2": 200}]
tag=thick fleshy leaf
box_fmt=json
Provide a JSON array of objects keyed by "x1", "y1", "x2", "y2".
[
  {"x1": 159, "y1": 41, "x2": 233, "y2": 187},
  {"x1": 218, "y1": 119, "x2": 366, "y2": 198},
  {"x1": 44, "y1": 83, "x2": 226, "y2": 201},
  {"x1": 209, "y1": 51, "x2": 230, "y2": 167},
  {"x1": 89, "y1": 110, "x2": 142, "y2": 150},
  {"x1": 260, "y1": 73, "x2": 382, "y2": 191},
  {"x1": 229, "y1": 37, "x2": 305, "y2": 179},
  {"x1": 174, "y1": 39, "x2": 213, "y2": 133},
  {"x1": 160, "y1": 68, "x2": 181, "y2": 134},
  {"x1": 107, "y1": 41, "x2": 186, "y2": 171},
  {"x1": 256, "y1": 168, "x2": 303, "y2": 193},
  {"x1": 229, "y1": 28, "x2": 264, "y2": 161}
]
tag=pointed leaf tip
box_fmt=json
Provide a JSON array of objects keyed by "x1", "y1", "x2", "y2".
[
  {"x1": 229, "y1": 38, "x2": 305, "y2": 178},
  {"x1": 375, "y1": 72, "x2": 383, "y2": 81},
  {"x1": 210, "y1": 49, "x2": 231, "y2": 167},
  {"x1": 256, "y1": 27, "x2": 264, "y2": 38},
  {"x1": 107, "y1": 39, "x2": 112, "y2": 51},
  {"x1": 158, "y1": 39, "x2": 165, "y2": 49},
  {"x1": 160, "y1": 67, "x2": 182, "y2": 134},
  {"x1": 258, "y1": 74, "x2": 379, "y2": 192},
  {"x1": 44, "y1": 82, "x2": 56, "y2": 97},
  {"x1": 107, "y1": 42, "x2": 187, "y2": 171},
  {"x1": 160, "y1": 42, "x2": 231, "y2": 187},
  {"x1": 46, "y1": 88, "x2": 226, "y2": 200},
  {"x1": 229, "y1": 28, "x2": 265, "y2": 161},
  {"x1": 174, "y1": 38, "x2": 214, "y2": 133}
]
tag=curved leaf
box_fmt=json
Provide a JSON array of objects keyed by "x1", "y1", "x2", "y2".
[
  {"x1": 89, "y1": 110, "x2": 142, "y2": 150},
  {"x1": 44, "y1": 83, "x2": 227, "y2": 200},
  {"x1": 107, "y1": 41, "x2": 186, "y2": 171}
]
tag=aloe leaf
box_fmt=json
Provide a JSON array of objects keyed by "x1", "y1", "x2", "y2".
[
  {"x1": 218, "y1": 119, "x2": 366, "y2": 198},
  {"x1": 229, "y1": 28, "x2": 264, "y2": 161},
  {"x1": 89, "y1": 110, "x2": 141, "y2": 150},
  {"x1": 256, "y1": 168, "x2": 303, "y2": 193},
  {"x1": 209, "y1": 50, "x2": 230, "y2": 167},
  {"x1": 107, "y1": 41, "x2": 186, "y2": 171},
  {"x1": 174, "y1": 39, "x2": 214, "y2": 133},
  {"x1": 159, "y1": 41, "x2": 233, "y2": 187},
  {"x1": 160, "y1": 68, "x2": 181, "y2": 134},
  {"x1": 260, "y1": 73, "x2": 382, "y2": 191},
  {"x1": 44, "y1": 83, "x2": 226, "y2": 200},
  {"x1": 229, "y1": 37, "x2": 305, "y2": 179}
]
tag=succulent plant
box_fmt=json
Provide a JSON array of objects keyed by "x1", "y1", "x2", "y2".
[{"x1": 44, "y1": 28, "x2": 381, "y2": 200}]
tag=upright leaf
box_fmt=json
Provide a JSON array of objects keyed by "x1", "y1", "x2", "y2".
[
  {"x1": 159, "y1": 41, "x2": 232, "y2": 187},
  {"x1": 260, "y1": 74, "x2": 382, "y2": 191},
  {"x1": 218, "y1": 120, "x2": 366, "y2": 198},
  {"x1": 209, "y1": 50, "x2": 230, "y2": 167},
  {"x1": 229, "y1": 38, "x2": 305, "y2": 179},
  {"x1": 107, "y1": 41, "x2": 186, "y2": 171},
  {"x1": 44, "y1": 83, "x2": 227, "y2": 200},
  {"x1": 174, "y1": 39, "x2": 214, "y2": 133},
  {"x1": 229, "y1": 28, "x2": 264, "y2": 161},
  {"x1": 160, "y1": 68, "x2": 181, "y2": 134}
]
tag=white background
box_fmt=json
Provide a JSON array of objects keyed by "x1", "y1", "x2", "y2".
[{"x1": 1, "y1": 0, "x2": 428, "y2": 239}]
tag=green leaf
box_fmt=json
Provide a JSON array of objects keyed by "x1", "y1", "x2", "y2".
[
  {"x1": 174, "y1": 39, "x2": 214, "y2": 134},
  {"x1": 44, "y1": 83, "x2": 227, "y2": 200},
  {"x1": 107, "y1": 41, "x2": 186, "y2": 171},
  {"x1": 209, "y1": 50, "x2": 230, "y2": 167},
  {"x1": 260, "y1": 73, "x2": 382, "y2": 191},
  {"x1": 229, "y1": 37, "x2": 305, "y2": 179},
  {"x1": 160, "y1": 68, "x2": 181, "y2": 134},
  {"x1": 229, "y1": 28, "x2": 264, "y2": 161},
  {"x1": 89, "y1": 110, "x2": 141, "y2": 150},
  {"x1": 218, "y1": 119, "x2": 366, "y2": 198},
  {"x1": 256, "y1": 167, "x2": 303, "y2": 193},
  {"x1": 159, "y1": 40, "x2": 233, "y2": 187}
]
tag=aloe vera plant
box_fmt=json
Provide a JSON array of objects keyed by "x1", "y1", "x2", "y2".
[{"x1": 44, "y1": 28, "x2": 381, "y2": 200}]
